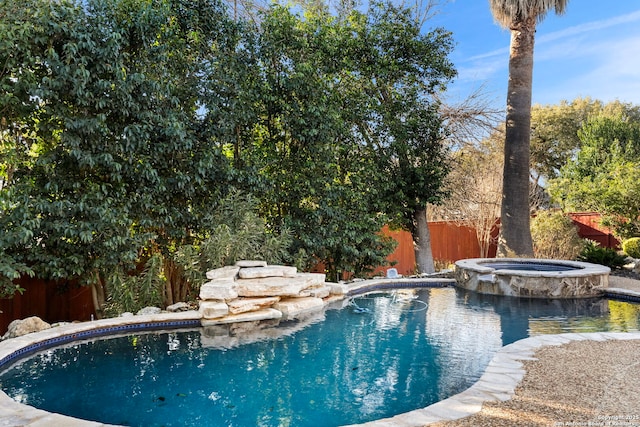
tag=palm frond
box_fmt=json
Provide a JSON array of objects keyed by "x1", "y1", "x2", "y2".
[{"x1": 489, "y1": 0, "x2": 568, "y2": 28}]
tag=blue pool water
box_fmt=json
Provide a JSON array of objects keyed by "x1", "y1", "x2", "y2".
[
  {"x1": 1, "y1": 287, "x2": 640, "y2": 426},
  {"x1": 486, "y1": 261, "x2": 578, "y2": 271}
]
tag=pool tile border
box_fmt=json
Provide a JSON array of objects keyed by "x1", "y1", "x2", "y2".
[
  {"x1": 0, "y1": 319, "x2": 201, "y2": 369},
  {"x1": 604, "y1": 287, "x2": 640, "y2": 303}
]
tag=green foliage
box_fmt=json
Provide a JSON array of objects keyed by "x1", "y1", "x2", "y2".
[
  {"x1": 577, "y1": 240, "x2": 627, "y2": 269},
  {"x1": 549, "y1": 114, "x2": 640, "y2": 240},
  {"x1": 241, "y1": 2, "x2": 455, "y2": 276},
  {"x1": 529, "y1": 98, "x2": 640, "y2": 184},
  {"x1": 104, "y1": 253, "x2": 165, "y2": 317},
  {"x1": 0, "y1": 0, "x2": 233, "y2": 297},
  {"x1": 0, "y1": 189, "x2": 35, "y2": 296},
  {"x1": 622, "y1": 238, "x2": 640, "y2": 259},
  {"x1": 342, "y1": 2, "x2": 456, "y2": 232},
  {"x1": 0, "y1": 260, "x2": 30, "y2": 298},
  {"x1": 531, "y1": 211, "x2": 584, "y2": 260},
  {"x1": 196, "y1": 192, "x2": 292, "y2": 271},
  {"x1": 242, "y1": 5, "x2": 395, "y2": 279},
  {"x1": 169, "y1": 191, "x2": 292, "y2": 296},
  {"x1": 1, "y1": 0, "x2": 454, "y2": 307},
  {"x1": 530, "y1": 97, "x2": 601, "y2": 183}
]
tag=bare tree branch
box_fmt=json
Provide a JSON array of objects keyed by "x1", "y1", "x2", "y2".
[{"x1": 438, "y1": 85, "x2": 503, "y2": 150}]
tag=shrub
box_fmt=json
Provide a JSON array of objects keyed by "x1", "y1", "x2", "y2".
[
  {"x1": 172, "y1": 191, "x2": 292, "y2": 296},
  {"x1": 104, "y1": 253, "x2": 165, "y2": 317},
  {"x1": 195, "y1": 191, "x2": 292, "y2": 271},
  {"x1": 103, "y1": 191, "x2": 293, "y2": 316},
  {"x1": 531, "y1": 211, "x2": 585, "y2": 260},
  {"x1": 577, "y1": 240, "x2": 627, "y2": 269},
  {"x1": 622, "y1": 237, "x2": 640, "y2": 259}
]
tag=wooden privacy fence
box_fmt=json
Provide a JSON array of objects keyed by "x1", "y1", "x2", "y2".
[
  {"x1": 0, "y1": 277, "x2": 95, "y2": 334},
  {"x1": 374, "y1": 221, "x2": 498, "y2": 277},
  {"x1": 376, "y1": 212, "x2": 618, "y2": 277},
  {"x1": 568, "y1": 212, "x2": 620, "y2": 248},
  {"x1": 0, "y1": 212, "x2": 620, "y2": 333}
]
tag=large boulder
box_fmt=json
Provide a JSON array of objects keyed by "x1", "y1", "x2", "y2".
[
  {"x1": 203, "y1": 308, "x2": 282, "y2": 326},
  {"x1": 235, "y1": 278, "x2": 301, "y2": 297},
  {"x1": 3, "y1": 316, "x2": 51, "y2": 339},
  {"x1": 199, "y1": 280, "x2": 238, "y2": 301},
  {"x1": 238, "y1": 265, "x2": 298, "y2": 279},
  {"x1": 273, "y1": 297, "x2": 325, "y2": 319},
  {"x1": 199, "y1": 301, "x2": 229, "y2": 319},
  {"x1": 235, "y1": 273, "x2": 326, "y2": 297},
  {"x1": 206, "y1": 265, "x2": 240, "y2": 280},
  {"x1": 227, "y1": 297, "x2": 280, "y2": 315}
]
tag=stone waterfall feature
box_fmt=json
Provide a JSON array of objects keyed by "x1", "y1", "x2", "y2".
[{"x1": 199, "y1": 261, "x2": 335, "y2": 326}]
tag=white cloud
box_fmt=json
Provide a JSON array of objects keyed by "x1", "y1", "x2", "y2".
[
  {"x1": 535, "y1": 35, "x2": 640, "y2": 105},
  {"x1": 467, "y1": 46, "x2": 508, "y2": 62},
  {"x1": 457, "y1": 9, "x2": 640, "y2": 106},
  {"x1": 456, "y1": 57, "x2": 504, "y2": 82},
  {"x1": 537, "y1": 10, "x2": 640, "y2": 45}
]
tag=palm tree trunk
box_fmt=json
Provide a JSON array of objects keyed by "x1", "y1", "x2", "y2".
[
  {"x1": 412, "y1": 207, "x2": 435, "y2": 274},
  {"x1": 498, "y1": 16, "x2": 536, "y2": 257}
]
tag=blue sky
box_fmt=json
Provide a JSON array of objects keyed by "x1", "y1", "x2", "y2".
[{"x1": 428, "y1": 0, "x2": 640, "y2": 109}]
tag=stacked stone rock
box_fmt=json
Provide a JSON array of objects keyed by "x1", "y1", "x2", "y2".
[
  {"x1": 2, "y1": 316, "x2": 51, "y2": 340},
  {"x1": 199, "y1": 260, "x2": 331, "y2": 326}
]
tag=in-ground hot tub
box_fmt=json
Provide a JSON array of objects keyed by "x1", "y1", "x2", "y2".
[{"x1": 455, "y1": 258, "x2": 610, "y2": 298}]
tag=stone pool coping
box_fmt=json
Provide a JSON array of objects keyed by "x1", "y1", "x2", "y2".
[{"x1": 0, "y1": 278, "x2": 638, "y2": 426}]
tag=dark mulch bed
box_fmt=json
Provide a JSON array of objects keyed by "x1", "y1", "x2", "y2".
[{"x1": 610, "y1": 264, "x2": 640, "y2": 281}]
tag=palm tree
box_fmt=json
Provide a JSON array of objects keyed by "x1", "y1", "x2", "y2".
[{"x1": 489, "y1": 0, "x2": 568, "y2": 257}]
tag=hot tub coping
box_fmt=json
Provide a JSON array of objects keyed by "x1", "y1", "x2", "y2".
[{"x1": 455, "y1": 258, "x2": 611, "y2": 278}]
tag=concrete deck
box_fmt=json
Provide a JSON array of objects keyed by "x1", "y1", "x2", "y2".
[{"x1": 605, "y1": 275, "x2": 640, "y2": 302}]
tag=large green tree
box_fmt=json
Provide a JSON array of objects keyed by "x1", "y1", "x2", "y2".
[
  {"x1": 489, "y1": 0, "x2": 568, "y2": 257},
  {"x1": 228, "y1": 3, "x2": 455, "y2": 277},
  {"x1": 336, "y1": 2, "x2": 456, "y2": 274},
  {"x1": 233, "y1": 6, "x2": 396, "y2": 280},
  {"x1": 549, "y1": 115, "x2": 640, "y2": 239},
  {"x1": 530, "y1": 97, "x2": 640, "y2": 185},
  {"x1": 0, "y1": 0, "x2": 235, "y2": 310}
]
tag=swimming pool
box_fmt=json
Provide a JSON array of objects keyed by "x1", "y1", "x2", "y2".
[{"x1": 1, "y1": 287, "x2": 639, "y2": 426}]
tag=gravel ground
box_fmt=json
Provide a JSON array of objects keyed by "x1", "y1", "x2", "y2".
[
  {"x1": 425, "y1": 265, "x2": 640, "y2": 427},
  {"x1": 430, "y1": 339, "x2": 640, "y2": 427}
]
